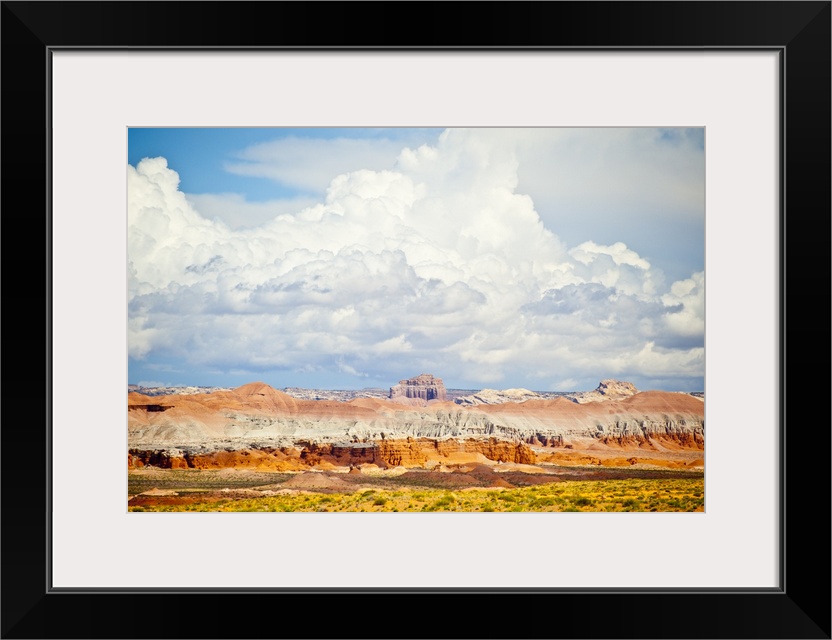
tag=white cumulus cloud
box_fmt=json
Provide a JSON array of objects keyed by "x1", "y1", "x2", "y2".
[{"x1": 128, "y1": 129, "x2": 705, "y2": 391}]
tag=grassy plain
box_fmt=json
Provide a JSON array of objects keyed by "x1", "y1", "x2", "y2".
[{"x1": 129, "y1": 472, "x2": 704, "y2": 513}]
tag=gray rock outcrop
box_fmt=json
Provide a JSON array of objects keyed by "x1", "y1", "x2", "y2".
[
  {"x1": 454, "y1": 388, "x2": 540, "y2": 405},
  {"x1": 568, "y1": 379, "x2": 638, "y2": 404},
  {"x1": 389, "y1": 374, "x2": 447, "y2": 402}
]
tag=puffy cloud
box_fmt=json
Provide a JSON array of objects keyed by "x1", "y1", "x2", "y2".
[
  {"x1": 660, "y1": 271, "x2": 705, "y2": 347},
  {"x1": 128, "y1": 130, "x2": 704, "y2": 390},
  {"x1": 212, "y1": 127, "x2": 704, "y2": 283},
  {"x1": 184, "y1": 193, "x2": 320, "y2": 229}
]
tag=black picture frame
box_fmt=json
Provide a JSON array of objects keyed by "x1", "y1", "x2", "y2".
[{"x1": 2, "y1": 2, "x2": 829, "y2": 638}]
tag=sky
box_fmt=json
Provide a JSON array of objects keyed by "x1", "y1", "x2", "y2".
[{"x1": 127, "y1": 127, "x2": 705, "y2": 392}]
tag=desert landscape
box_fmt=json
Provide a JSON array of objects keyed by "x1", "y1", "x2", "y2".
[
  {"x1": 128, "y1": 375, "x2": 704, "y2": 512},
  {"x1": 127, "y1": 128, "x2": 705, "y2": 513}
]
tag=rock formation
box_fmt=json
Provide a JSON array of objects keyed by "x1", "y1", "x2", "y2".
[
  {"x1": 455, "y1": 388, "x2": 540, "y2": 405},
  {"x1": 568, "y1": 379, "x2": 638, "y2": 404},
  {"x1": 389, "y1": 373, "x2": 447, "y2": 402},
  {"x1": 128, "y1": 437, "x2": 538, "y2": 470},
  {"x1": 128, "y1": 380, "x2": 704, "y2": 473}
]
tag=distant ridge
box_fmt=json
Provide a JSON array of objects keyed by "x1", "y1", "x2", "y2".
[{"x1": 128, "y1": 378, "x2": 704, "y2": 455}]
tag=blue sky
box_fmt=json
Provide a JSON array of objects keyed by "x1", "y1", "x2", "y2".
[
  {"x1": 128, "y1": 127, "x2": 705, "y2": 392},
  {"x1": 128, "y1": 128, "x2": 441, "y2": 202}
]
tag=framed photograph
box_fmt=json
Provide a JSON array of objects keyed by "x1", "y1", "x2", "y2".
[
  {"x1": 123, "y1": 124, "x2": 708, "y2": 518},
  {"x1": 3, "y1": 2, "x2": 829, "y2": 638}
]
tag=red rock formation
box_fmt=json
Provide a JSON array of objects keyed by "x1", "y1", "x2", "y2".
[
  {"x1": 128, "y1": 438, "x2": 537, "y2": 470},
  {"x1": 128, "y1": 446, "x2": 309, "y2": 471},
  {"x1": 432, "y1": 438, "x2": 537, "y2": 464}
]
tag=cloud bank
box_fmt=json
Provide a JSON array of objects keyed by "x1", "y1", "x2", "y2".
[{"x1": 128, "y1": 129, "x2": 704, "y2": 391}]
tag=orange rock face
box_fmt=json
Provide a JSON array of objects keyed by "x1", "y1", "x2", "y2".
[{"x1": 128, "y1": 437, "x2": 538, "y2": 470}]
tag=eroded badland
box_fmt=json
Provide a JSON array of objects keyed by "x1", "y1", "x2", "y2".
[{"x1": 128, "y1": 376, "x2": 704, "y2": 512}]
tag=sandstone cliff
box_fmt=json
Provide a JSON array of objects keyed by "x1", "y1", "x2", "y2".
[
  {"x1": 389, "y1": 374, "x2": 447, "y2": 402},
  {"x1": 128, "y1": 437, "x2": 537, "y2": 470}
]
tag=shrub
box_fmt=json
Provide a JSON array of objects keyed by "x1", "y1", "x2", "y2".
[{"x1": 432, "y1": 494, "x2": 456, "y2": 509}]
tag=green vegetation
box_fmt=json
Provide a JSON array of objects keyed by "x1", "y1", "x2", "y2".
[{"x1": 129, "y1": 477, "x2": 704, "y2": 513}]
